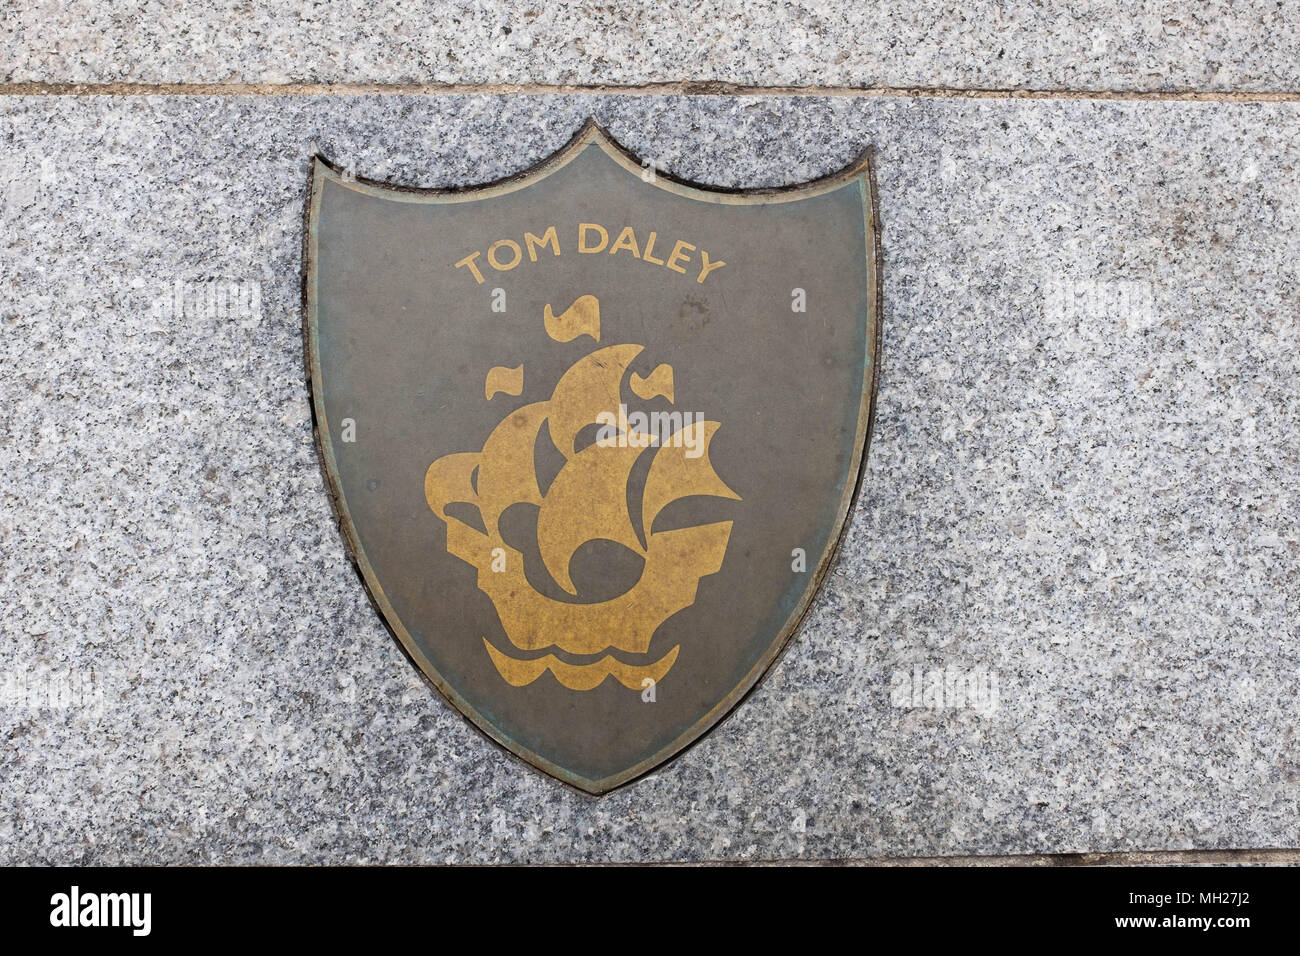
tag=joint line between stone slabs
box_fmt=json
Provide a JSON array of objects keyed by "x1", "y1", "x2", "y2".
[{"x1": 2, "y1": 82, "x2": 1300, "y2": 102}]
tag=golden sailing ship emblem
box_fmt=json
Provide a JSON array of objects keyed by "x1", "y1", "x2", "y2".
[
  {"x1": 304, "y1": 120, "x2": 880, "y2": 792},
  {"x1": 423, "y1": 294, "x2": 741, "y2": 691}
]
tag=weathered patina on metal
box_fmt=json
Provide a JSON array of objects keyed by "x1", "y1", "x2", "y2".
[{"x1": 303, "y1": 119, "x2": 881, "y2": 793}]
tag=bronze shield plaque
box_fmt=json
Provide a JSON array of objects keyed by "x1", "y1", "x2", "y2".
[{"x1": 304, "y1": 121, "x2": 881, "y2": 793}]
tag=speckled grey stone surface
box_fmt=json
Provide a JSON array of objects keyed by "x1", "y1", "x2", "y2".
[
  {"x1": 1, "y1": 95, "x2": 1298, "y2": 863},
  {"x1": 4, "y1": 3, "x2": 1300, "y2": 91}
]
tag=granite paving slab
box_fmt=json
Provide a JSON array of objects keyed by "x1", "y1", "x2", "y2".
[
  {"x1": 3, "y1": 3, "x2": 1299, "y2": 92},
  {"x1": 0, "y1": 95, "x2": 1297, "y2": 862}
]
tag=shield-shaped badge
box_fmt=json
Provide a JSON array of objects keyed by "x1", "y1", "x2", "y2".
[{"x1": 304, "y1": 120, "x2": 880, "y2": 793}]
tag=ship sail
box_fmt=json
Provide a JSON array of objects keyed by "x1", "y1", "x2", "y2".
[
  {"x1": 641, "y1": 421, "x2": 739, "y2": 538},
  {"x1": 533, "y1": 419, "x2": 738, "y2": 599},
  {"x1": 535, "y1": 439, "x2": 648, "y2": 595},
  {"x1": 423, "y1": 450, "x2": 480, "y2": 522},
  {"x1": 546, "y1": 343, "x2": 643, "y2": 456},
  {"x1": 473, "y1": 401, "x2": 548, "y2": 533}
]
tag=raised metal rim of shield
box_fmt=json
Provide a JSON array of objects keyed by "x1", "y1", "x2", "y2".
[{"x1": 301, "y1": 118, "x2": 884, "y2": 795}]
